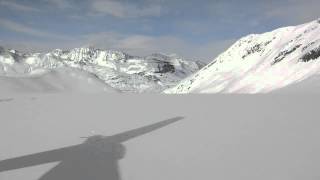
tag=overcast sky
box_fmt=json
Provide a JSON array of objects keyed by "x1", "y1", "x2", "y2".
[{"x1": 1, "y1": 0, "x2": 320, "y2": 62}]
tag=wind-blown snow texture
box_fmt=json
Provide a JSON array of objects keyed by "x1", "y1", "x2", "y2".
[
  {"x1": 0, "y1": 47, "x2": 204, "y2": 93},
  {"x1": 166, "y1": 19, "x2": 320, "y2": 94}
]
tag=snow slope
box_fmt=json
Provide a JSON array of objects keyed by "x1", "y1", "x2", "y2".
[
  {"x1": 0, "y1": 47, "x2": 204, "y2": 93},
  {"x1": 166, "y1": 19, "x2": 320, "y2": 93},
  {"x1": 0, "y1": 67, "x2": 117, "y2": 94},
  {"x1": 0, "y1": 94, "x2": 319, "y2": 180}
]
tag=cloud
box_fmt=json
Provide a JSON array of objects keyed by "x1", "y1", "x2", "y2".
[
  {"x1": 0, "y1": 18, "x2": 69, "y2": 40},
  {"x1": 0, "y1": 0, "x2": 40, "y2": 12},
  {"x1": 77, "y1": 32, "x2": 236, "y2": 61},
  {"x1": 193, "y1": 39, "x2": 236, "y2": 61},
  {"x1": 90, "y1": 0, "x2": 162, "y2": 18},
  {"x1": 80, "y1": 32, "x2": 188, "y2": 56},
  {"x1": 44, "y1": 0, "x2": 71, "y2": 9},
  {"x1": 1, "y1": 27, "x2": 235, "y2": 62},
  {"x1": 262, "y1": 0, "x2": 320, "y2": 24}
]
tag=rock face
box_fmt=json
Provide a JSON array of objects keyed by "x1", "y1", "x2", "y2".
[
  {"x1": 0, "y1": 47, "x2": 205, "y2": 93},
  {"x1": 166, "y1": 19, "x2": 320, "y2": 94}
]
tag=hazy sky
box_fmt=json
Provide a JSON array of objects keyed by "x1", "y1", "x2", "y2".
[{"x1": 1, "y1": 0, "x2": 320, "y2": 61}]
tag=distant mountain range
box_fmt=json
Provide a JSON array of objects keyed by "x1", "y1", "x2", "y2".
[
  {"x1": 2, "y1": 19, "x2": 320, "y2": 94},
  {"x1": 166, "y1": 19, "x2": 320, "y2": 93},
  {"x1": 0, "y1": 47, "x2": 205, "y2": 93}
]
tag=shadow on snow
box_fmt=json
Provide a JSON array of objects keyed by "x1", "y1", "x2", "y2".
[{"x1": 0, "y1": 117, "x2": 184, "y2": 180}]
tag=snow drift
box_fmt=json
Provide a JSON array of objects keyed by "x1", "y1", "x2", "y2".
[{"x1": 0, "y1": 67, "x2": 116, "y2": 94}]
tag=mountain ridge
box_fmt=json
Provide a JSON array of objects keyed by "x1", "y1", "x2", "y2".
[
  {"x1": 0, "y1": 47, "x2": 205, "y2": 93},
  {"x1": 166, "y1": 19, "x2": 320, "y2": 94}
]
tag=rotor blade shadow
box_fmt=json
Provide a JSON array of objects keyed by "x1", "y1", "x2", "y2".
[
  {"x1": 108, "y1": 116, "x2": 184, "y2": 143},
  {"x1": 0, "y1": 145, "x2": 80, "y2": 172},
  {"x1": 0, "y1": 117, "x2": 184, "y2": 180},
  {"x1": 0, "y1": 98, "x2": 13, "y2": 103}
]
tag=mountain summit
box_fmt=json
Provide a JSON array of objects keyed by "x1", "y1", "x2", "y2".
[
  {"x1": 0, "y1": 47, "x2": 205, "y2": 93},
  {"x1": 166, "y1": 19, "x2": 320, "y2": 93}
]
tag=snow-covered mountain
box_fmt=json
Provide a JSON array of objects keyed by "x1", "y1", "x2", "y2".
[
  {"x1": 0, "y1": 47, "x2": 205, "y2": 93},
  {"x1": 166, "y1": 19, "x2": 320, "y2": 94}
]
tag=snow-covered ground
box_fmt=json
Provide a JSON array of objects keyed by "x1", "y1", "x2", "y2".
[
  {"x1": 0, "y1": 94, "x2": 319, "y2": 180},
  {"x1": 0, "y1": 67, "x2": 117, "y2": 94},
  {"x1": 167, "y1": 19, "x2": 320, "y2": 94}
]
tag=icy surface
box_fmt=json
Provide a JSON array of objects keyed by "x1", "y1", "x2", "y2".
[
  {"x1": 0, "y1": 47, "x2": 204, "y2": 93},
  {"x1": 166, "y1": 19, "x2": 320, "y2": 93}
]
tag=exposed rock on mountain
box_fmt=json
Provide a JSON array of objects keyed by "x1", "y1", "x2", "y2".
[
  {"x1": 166, "y1": 19, "x2": 320, "y2": 94},
  {"x1": 0, "y1": 47, "x2": 205, "y2": 93}
]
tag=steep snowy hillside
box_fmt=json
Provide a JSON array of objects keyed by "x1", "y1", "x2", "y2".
[
  {"x1": 166, "y1": 19, "x2": 320, "y2": 94},
  {"x1": 0, "y1": 47, "x2": 204, "y2": 93}
]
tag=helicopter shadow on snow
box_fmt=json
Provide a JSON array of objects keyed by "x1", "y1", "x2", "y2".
[
  {"x1": 0, "y1": 117, "x2": 184, "y2": 180},
  {"x1": 0, "y1": 98, "x2": 13, "y2": 103}
]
